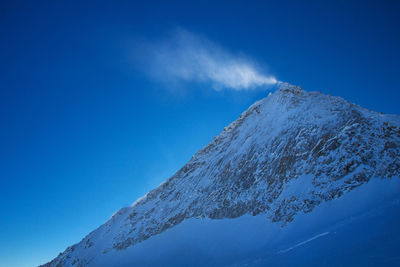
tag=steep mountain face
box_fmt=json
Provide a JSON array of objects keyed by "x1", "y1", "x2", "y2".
[{"x1": 43, "y1": 83, "x2": 400, "y2": 267}]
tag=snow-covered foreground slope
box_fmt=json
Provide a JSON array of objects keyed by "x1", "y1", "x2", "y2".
[
  {"x1": 42, "y1": 84, "x2": 400, "y2": 266},
  {"x1": 71, "y1": 178, "x2": 400, "y2": 267}
]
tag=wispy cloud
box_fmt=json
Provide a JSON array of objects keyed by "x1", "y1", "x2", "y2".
[{"x1": 134, "y1": 29, "x2": 278, "y2": 91}]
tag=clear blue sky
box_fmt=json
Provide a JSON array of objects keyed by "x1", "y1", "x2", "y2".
[{"x1": 1, "y1": 1, "x2": 399, "y2": 266}]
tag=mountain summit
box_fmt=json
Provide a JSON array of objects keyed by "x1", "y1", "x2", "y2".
[{"x1": 43, "y1": 84, "x2": 400, "y2": 266}]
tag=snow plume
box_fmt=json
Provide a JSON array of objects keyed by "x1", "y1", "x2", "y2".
[{"x1": 135, "y1": 29, "x2": 278, "y2": 90}]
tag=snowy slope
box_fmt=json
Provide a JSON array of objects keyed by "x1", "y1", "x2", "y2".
[
  {"x1": 77, "y1": 178, "x2": 400, "y2": 267},
  {"x1": 42, "y1": 83, "x2": 400, "y2": 267}
]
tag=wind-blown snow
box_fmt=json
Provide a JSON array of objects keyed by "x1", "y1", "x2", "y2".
[{"x1": 137, "y1": 29, "x2": 277, "y2": 90}]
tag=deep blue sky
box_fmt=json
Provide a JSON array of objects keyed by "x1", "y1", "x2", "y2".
[{"x1": 1, "y1": 1, "x2": 399, "y2": 266}]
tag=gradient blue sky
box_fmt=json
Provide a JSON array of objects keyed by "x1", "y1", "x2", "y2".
[{"x1": 1, "y1": 1, "x2": 400, "y2": 266}]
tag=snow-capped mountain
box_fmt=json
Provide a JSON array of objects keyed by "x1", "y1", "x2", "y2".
[{"x1": 42, "y1": 83, "x2": 400, "y2": 267}]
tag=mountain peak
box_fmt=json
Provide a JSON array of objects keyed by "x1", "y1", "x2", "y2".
[
  {"x1": 42, "y1": 86, "x2": 400, "y2": 267},
  {"x1": 277, "y1": 81, "x2": 303, "y2": 93}
]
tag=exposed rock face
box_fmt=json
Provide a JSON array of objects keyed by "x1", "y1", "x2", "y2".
[{"x1": 42, "y1": 83, "x2": 400, "y2": 267}]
